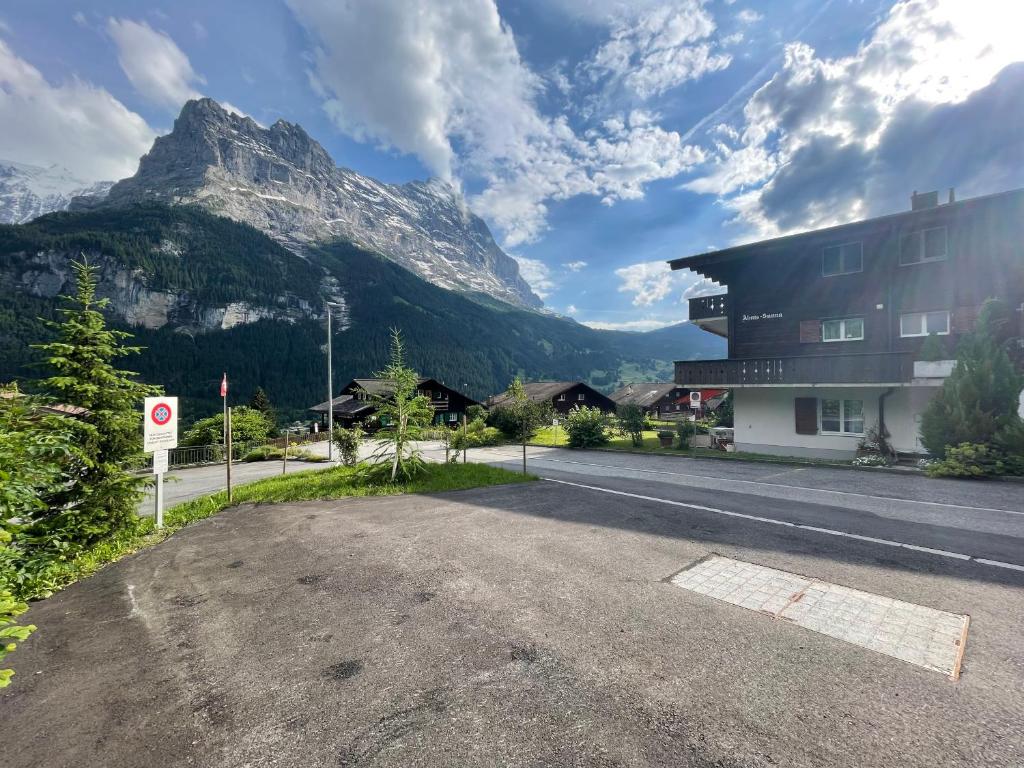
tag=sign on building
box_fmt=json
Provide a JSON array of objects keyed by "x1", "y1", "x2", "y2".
[
  {"x1": 689, "y1": 391, "x2": 702, "y2": 408},
  {"x1": 144, "y1": 397, "x2": 178, "y2": 452}
]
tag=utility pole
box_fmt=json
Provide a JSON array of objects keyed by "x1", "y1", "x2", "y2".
[
  {"x1": 326, "y1": 304, "x2": 334, "y2": 461},
  {"x1": 462, "y1": 413, "x2": 467, "y2": 464},
  {"x1": 282, "y1": 427, "x2": 289, "y2": 476}
]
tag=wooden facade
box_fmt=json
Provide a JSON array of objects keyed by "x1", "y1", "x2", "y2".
[{"x1": 673, "y1": 188, "x2": 1024, "y2": 386}]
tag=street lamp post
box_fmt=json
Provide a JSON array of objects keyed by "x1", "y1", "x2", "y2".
[{"x1": 326, "y1": 304, "x2": 334, "y2": 461}]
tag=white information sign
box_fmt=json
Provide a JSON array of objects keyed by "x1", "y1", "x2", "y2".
[
  {"x1": 152, "y1": 448, "x2": 169, "y2": 475},
  {"x1": 144, "y1": 396, "x2": 178, "y2": 452}
]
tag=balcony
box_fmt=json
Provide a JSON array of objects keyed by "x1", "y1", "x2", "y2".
[
  {"x1": 675, "y1": 352, "x2": 916, "y2": 387},
  {"x1": 688, "y1": 294, "x2": 728, "y2": 338}
]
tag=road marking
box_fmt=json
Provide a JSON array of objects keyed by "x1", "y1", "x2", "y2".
[
  {"x1": 671, "y1": 555, "x2": 969, "y2": 680},
  {"x1": 473, "y1": 448, "x2": 1023, "y2": 517},
  {"x1": 543, "y1": 478, "x2": 1024, "y2": 572}
]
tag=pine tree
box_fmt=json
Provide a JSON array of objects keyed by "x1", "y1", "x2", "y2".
[
  {"x1": 920, "y1": 300, "x2": 1023, "y2": 457},
  {"x1": 248, "y1": 386, "x2": 277, "y2": 435},
  {"x1": 32, "y1": 260, "x2": 159, "y2": 545}
]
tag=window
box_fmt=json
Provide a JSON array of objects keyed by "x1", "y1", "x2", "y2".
[
  {"x1": 822, "y1": 242, "x2": 863, "y2": 276},
  {"x1": 900, "y1": 310, "x2": 950, "y2": 337},
  {"x1": 448, "y1": 412, "x2": 458, "y2": 422},
  {"x1": 820, "y1": 399, "x2": 864, "y2": 435},
  {"x1": 821, "y1": 317, "x2": 864, "y2": 342},
  {"x1": 577, "y1": 393, "x2": 585, "y2": 401},
  {"x1": 558, "y1": 394, "x2": 566, "y2": 401},
  {"x1": 900, "y1": 226, "x2": 947, "y2": 265}
]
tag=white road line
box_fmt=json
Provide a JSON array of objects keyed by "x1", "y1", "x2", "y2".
[
  {"x1": 474, "y1": 448, "x2": 1023, "y2": 517},
  {"x1": 543, "y1": 477, "x2": 1024, "y2": 573}
]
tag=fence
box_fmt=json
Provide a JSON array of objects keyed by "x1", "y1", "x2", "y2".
[{"x1": 134, "y1": 435, "x2": 329, "y2": 471}]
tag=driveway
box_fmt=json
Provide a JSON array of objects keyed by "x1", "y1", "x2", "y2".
[{"x1": 3, "y1": 479, "x2": 1024, "y2": 767}]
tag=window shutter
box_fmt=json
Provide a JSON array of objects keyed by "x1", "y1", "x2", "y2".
[
  {"x1": 795, "y1": 398, "x2": 818, "y2": 435},
  {"x1": 799, "y1": 320, "x2": 821, "y2": 343}
]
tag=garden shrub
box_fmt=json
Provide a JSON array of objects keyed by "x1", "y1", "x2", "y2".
[
  {"x1": 466, "y1": 404, "x2": 486, "y2": 422},
  {"x1": 182, "y1": 406, "x2": 274, "y2": 447},
  {"x1": 332, "y1": 426, "x2": 363, "y2": 466},
  {"x1": 616, "y1": 402, "x2": 646, "y2": 447},
  {"x1": 924, "y1": 442, "x2": 1016, "y2": 478},
  {"x1": 564, "y1": 405, "x2": 609, "y2": 448},
  {"x1": 242, "y1": 445, "x2": 284, "y2": 462},
  {"x1": 675, "y1": 420, "x2": 696, "y2": 449}
]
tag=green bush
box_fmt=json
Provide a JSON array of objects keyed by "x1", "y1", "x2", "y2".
[
  {"x1": 616, "y1": 402, "x2": 646, "y2": 447},
  {"x1": 675, "y1": 420, "x2": 696, "y2": 449},
  {"x1": 564, "y1": 405, "x2": 609, "y2": 449},
  {"x1": 487, "y1": 402, "x2": 551, "y2": 441},
  {"x1": 466, "y1": 404, "x2": 486, "y2": 422},
  {"x1": 451, "y1": 424, "x2": 503, "y2": 450},
  {"x1": 0, "y1": 584, "x2": 35, "y2": 688},
  {"x1": 182, "y1": 406, "x2": 274, "y2": 447},
  {"x1": 241, "y1": 445, "x2": 283, "y2": 462},
  {"x1": 332, "y1": 426, "x2": 363, "y2": 467},
  {"x1": 917, "y1": 333, "x2": 948, "y2": 362},
  {"x1": 925, "y1": 442, "x2": 1018, "y2": 478}
]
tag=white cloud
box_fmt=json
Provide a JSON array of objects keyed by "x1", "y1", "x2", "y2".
[
  {"x1": 581, "y1": 317, "x2": 678, "y2": 331},
  {"x1": 563, "y1": 260, "x2": 588, "y2": 271},
  {"x1": 512, "y1": 255, "x2": 556, "y2": 299},
  {"x1": 686, "y1": 0, "x2": 1024, "y2": 237},
  {"x1": 566, "y1": 304, "x2": 578, "y2": 314},
  {"x1": 614, "y1": 260, "x2": 678, "y2": 306},
  {"x1": 0, "y1": 39, "x2": 155, "y2": 181},
  {"x1": 108, "y1": 18, "x2": 204, "y2": 112},
  {"x1": 287, "y1": 0, "x2": 707, "y2": 247},
  {"x1": 585, "y1": 2, "x2": 732, "y2": 99},
  {"x1": 72, "y1": 11, "x2": 87, "y2": 27},
  {"x1": 736, "y1": 9, "x2": 763, "y2": 24}
]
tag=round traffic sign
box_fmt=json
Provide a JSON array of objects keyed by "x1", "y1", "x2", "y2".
[{"x1": 150, "y1": 402, "x2": 173, "y2": 426}]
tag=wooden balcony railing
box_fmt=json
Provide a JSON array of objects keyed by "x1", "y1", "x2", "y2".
[
  {"x1": 675, "y1": 352, "x2": 915, "y2": 387},
  {"x1": 688, "y1": 294, "x2": 728, "y2": 321}
]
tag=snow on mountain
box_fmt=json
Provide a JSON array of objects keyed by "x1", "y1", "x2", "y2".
[
  {"x1": 84, "y1": 98, "x2": 542, "y2": 309},
  {"x1": 0, "y1": 161, "x2": 112, "y2": 224}
]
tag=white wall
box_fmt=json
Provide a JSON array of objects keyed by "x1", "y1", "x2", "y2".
[{"x1": 732, "y1": 386, "x2": 937, "y2": 459}]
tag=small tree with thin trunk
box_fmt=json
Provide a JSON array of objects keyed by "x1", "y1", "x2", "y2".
[
  {"x1": 366, "y1": 329, "x2": 433, "y2": 481},
  {"x1": 502, "y1": 377, "x2": 552, "y2": 473},
  {"x1": 616, "y1": 402, "x2": 646, "y2": 447}
]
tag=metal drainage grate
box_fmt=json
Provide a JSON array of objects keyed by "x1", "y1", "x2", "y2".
[{"x1": 670, "y1": 555, "x2": 969, "y2": 680}]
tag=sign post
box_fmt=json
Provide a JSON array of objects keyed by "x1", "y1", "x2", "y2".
[{"x1": 144, "y1": 397, "x2": 178, "y2": 529}]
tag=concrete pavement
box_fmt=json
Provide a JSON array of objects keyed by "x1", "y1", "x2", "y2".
[{"x1": 4, "y1": 479, "x2": 1023, "y2": 767}]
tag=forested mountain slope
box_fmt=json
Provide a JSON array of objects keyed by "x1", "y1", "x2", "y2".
[{"x1": 0, "y1": 204, "x2": 722, "y2": 420}]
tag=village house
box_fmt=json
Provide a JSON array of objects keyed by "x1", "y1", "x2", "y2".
[
  {"x1": 610, "y1": 382, "x2": 728, "y2": 419},
  {"x1": 310, "y1": 378, "x2": 481, "y2": 429},
  {"x1": 486, "y1": 381, "x2": 616, "y2": 414},
  {"x1": 670, "y1": 188, "x2": 1024, "y2": 459}
]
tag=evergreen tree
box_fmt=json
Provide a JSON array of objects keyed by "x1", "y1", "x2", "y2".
[
  {"x1": 32, "y1": 260, "x2": 159, "y2": 544},
  {"x1": 920, "y1": 300, "x2": 1023, "y2": 457},
  {"x1": 249, "y1": 386, "x2": 277, "y2": 435},
  {"x1": 366, "y1": 329, "x2": 433, "y2": 481}
]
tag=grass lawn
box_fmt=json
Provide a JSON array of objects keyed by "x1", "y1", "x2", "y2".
[{"x1": 529, "y1": 426, "x2": 850, "y2": 467}]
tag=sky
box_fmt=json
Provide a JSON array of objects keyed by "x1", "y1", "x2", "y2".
[{"x1": 1, "y1": 0, "x2": 1022, "y2": 330}]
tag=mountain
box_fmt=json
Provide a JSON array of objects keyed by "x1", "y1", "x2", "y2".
[
  {"x1": 0, "y1": 161, "x2": 112, "y2": 224},
  {"x1": 76, "y1": 98, "x2": 541, "y2": 309},
  {"x1": 0, "y1": 204, "x2": 723, "y2": 420}
]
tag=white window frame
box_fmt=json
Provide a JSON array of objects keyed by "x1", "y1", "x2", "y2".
[
  {"x1": 577, "y1": 393, "x2": 585, "y2": 401},
  {"x1": 557, "y1": 394, "x2": 566, "y2": 401},
  {"x1": 899, "y1": 226, "x2": 948, "y2": 266},
  {"x1": 822, "y1": 241, "x2": 863, "y2": 277},
  {"x1": 899, "y1": 310, "x2": 950, "y2": 338},
  {"x1": 818, "y1": 398, "x2": 865, "y2": 436},
  {"x1": 448, "y1": 412, "x2": 458, "y2": 422},
  {"x1": 821, "y1": 317, "x2": 865, "y2": 342}
]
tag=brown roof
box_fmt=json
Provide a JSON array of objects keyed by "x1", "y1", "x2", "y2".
[
  {"x1": 487, "y1": 381, "x2": 597, "y2": 408},
  {"x1": 609, "y1": 382, "x2": 679, "y2": 407},
  {"x1": 308, "y1": 394, "x2": 374, "y2": 416}
]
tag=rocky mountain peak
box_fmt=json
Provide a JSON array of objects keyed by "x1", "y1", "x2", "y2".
[{"x1": 92, "y1": 99, "x2": 541, "y2": 309}]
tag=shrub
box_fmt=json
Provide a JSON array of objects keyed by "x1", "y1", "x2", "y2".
[
  {"x1": 925, "y1": 442, "x2": 1014, "y2": 478},
  {"x1": 856, "y1": 422, "x2": 895, "y2": 465},
  {"x1": 332, "y1": 426, "x2": 362, "y2": 467},
  {"x1": 182, "y1": 406, "x2": 274, "y2": 447},
  {"x1": 657, "y1": 429, "x2": 675, "y2": 443},
  {"x1": 564, "y1": 405, "x2": 609, "y2": 448},
  {"x1": 716, "y1": 393, "x2": 734, "y2": 428},
  {"x1": 487, "y1": 399, "x2": 551, "y2": 441},
  {"x1": 241, "y1": 445, "x2": 284, "y2": 462},
  {"x1": 0, "y1": 584, "x2": 35, "y2": 688},
  {"x1": 917, "y1": 333, "x2": 948, "y2": 362},
  {"x1": 616, "y1": 402, "x2": 646, "y2": 447},
  {"x1": 451, "y1": 425, "x2": 503, "y2": 450},
  {"x1": 920, "y1": 299, "x2": 1023, "y2": 457},
  {"x1": 466, "y1": 404, "x2": 486, "y2": 422},
  {"x1": 675, "y1": 420, "x2": 696, "y2": 449}
]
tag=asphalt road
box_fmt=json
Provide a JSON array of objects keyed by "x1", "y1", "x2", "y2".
[{"x1": 4, "y1": 478, "x2": 1023, "y2": 767}]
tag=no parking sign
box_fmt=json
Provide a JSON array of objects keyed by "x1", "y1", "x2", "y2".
[{"x1": 144, "y1": 396, "x2": 178, "y2": 452}]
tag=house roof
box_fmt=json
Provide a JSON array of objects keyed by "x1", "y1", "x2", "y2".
[
  {"x1": 609, "y1": 382, "x2": 678, "y2": 407},
  {"x1": 308, "y1": 394, "x2": 375, "y2": 416},
  {"x1": 667, "y1": 186, "x2": 1024, "y2": 281},
  {"x1": 487, "y1": 381, "x2": 607, "y2": 408}
]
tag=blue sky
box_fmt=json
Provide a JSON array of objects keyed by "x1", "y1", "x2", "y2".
[{"x1": 1, "y1": 0, "x2": 1022, "y2": 329}]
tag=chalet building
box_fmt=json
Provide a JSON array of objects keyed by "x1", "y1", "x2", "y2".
[
  {"x1": 670, "y1": 188, "x2": 1024, "y2": 459},
  {"x1": 310, "y1": 378, "x2": 481, "y2": 429},
  {"x1": 486, "y1": 381, "x2": 616, "y2": 414},
  {"x1": 611, "y1": 382, "x2": 729, "y2": 419}
]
